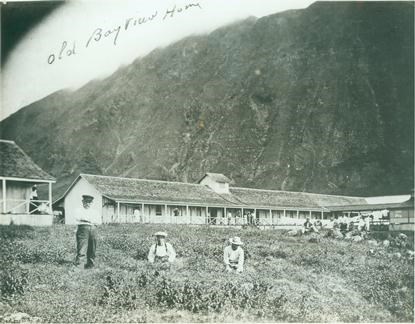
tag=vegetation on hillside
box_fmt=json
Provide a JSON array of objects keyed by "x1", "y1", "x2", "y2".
[{"x1": 0, "y1": 2, "x2": 413, "y2": 199}]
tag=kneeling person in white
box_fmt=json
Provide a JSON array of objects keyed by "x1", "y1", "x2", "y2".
[
  {"x1": 148, "y1": 232, "x2": 176, "y2": 264},
  {"x1": 224, "y1": 236, "x2": 244, "y2": 273}
]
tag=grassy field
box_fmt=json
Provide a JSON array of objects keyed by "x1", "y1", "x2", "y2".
[{"x1": 0, "y1": 224, "x2": 413, "y2": 323}]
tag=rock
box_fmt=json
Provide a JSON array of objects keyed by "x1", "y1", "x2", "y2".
[
  {"x1": 398, "y1": 233, "x2": 408, "y2": 240},
  {"x1": 241, "y1": 282, "x2": 254, "y2": 291},
  {"x1": 309, "y1": 237, "x2": 320, "y2": 243},
  {"x1": 0, "y1": 302, "x2": 12, "y2": 313},
  {"x1": 10, "y1": 312, "x2": 30, "y2": 321},
  {"x1": 393, "y1": 252, "x2": 402, "y2": 259},
  {"x1": 398, "y1": 286, "x2": 408, "y2": 293},
  {"x1": 383, "y1": 240, "x2": 390, "y2": 247},
  {"x1": 287, "y1": 229, "x2": 298, "y2": 236},
  {"x1": 367, "y1": 240, "x2": 378, "y2": 246},
  {"x1": 405, "y1": 250, "x2": 414, "y2": 258},
  {"x1": 333, "y1": 230, "x2": 343, "y2": 239},
  {"x1": 1, "y1": 312, "x2": 42, "y2": 323},
  {"x1": 352, "y1": 236, "x2": 363, "y2": 242}
]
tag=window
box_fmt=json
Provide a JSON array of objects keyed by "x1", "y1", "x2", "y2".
[
  {"x1": 196, "y1": 207, "x2": 202, "y2": 216},
  {"x1": 155, "y1": 205, "x2": 162, "y2": 216}
]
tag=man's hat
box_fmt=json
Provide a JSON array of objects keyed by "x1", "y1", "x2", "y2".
[
  {"x1": 154, "y1": 231, "x2": 168, "y2": 237},
  {"x1": 82, "y1": 195, "x2": 94, "y2": 202},
  {"x1": 229, "y1": 236, "x2": 243, "y2": 245}
]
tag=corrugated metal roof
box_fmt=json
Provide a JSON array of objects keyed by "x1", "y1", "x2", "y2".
[
  {"x1": 229, "y1": 187, "x2": 367, "y2": 209},
  {"x1": 326, "y1": 198, "x2": 414, "y2": 212},
  {"x1": 0, "y1": 140, "x2": 55, "y2": 181}
]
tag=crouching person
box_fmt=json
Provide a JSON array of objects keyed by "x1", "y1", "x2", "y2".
[
  {"x1": 302, "y1": 217, "x2": 318, "y2": 234},
  {"x1": 148, "y1": 232, "x2": 176, "y2": 268},
  {"x1": 224, "y1": 236, "x2": 244, "y2": 273}
]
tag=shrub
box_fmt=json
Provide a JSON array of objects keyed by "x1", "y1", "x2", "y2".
[
  {"x1": 0, "y1": 264, "x2": 28, "y2": 300},
  {"x1": 97, "y1": 269, "x2": 287, "y2": 319},
  {"x1": 0, "y1": 225, "x2": 34, "y2": 240}
]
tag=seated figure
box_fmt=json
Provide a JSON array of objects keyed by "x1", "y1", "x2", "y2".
[
  {"x1": 148, "y1": 231, "x2": 176, "y2": 264},
  {"x1": 224, "y1": 236, "x2": 244, "y2": 273}
]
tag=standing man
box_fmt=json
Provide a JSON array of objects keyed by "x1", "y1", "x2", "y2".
[
  {"x1": 365, "y1": 215, "x2": 371, "y2": 232},
  {"x1": 227, "y1": 210, "x2": 233, "y2": 225},
  {"x1": 247, "y1": 211, "x2": 252, "y2": 225},
  {"x1": 74, "y1": 194, "x2": 99, "y2": 269},
  {"x1": 223, "y1": 236, "x2": 244, "y2": 273}
]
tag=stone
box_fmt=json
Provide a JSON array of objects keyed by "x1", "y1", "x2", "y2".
[
  {"x1": 367, "y1": 240, "x2": 378, "y2": 246},
  {"x1": 333, "y1": 230, "x2": 343, "y2": 239},
  {"x1": 287, "y1": 230, "x2": 298, "y2": 236},
  {"x1": 4, "y1": 312, "x2": 31, "y2": 322},
  {"x1": 398, "y1": 233, "x2": 408, "y2": 240},
  {"x1": 352, "y1": 236, "x2": 363, "y2": 242},
  {"x1": 382, "y1": 240, "x2": 390, "y2": 247},
  {"x1": 309, "y1": 237, "x2": 320, "y2": 243},
  {"x1": 393, "y1": 252, "x2": 402, "y2": 259}
]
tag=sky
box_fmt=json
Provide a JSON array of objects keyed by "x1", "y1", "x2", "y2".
[{"x1": 1, "y1": 0, "x2": 315, "y2": 121}]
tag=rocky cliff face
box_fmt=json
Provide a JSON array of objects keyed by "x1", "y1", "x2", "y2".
[{"x1": 1, "y1": 2, "x2": 413, "y2": 198}]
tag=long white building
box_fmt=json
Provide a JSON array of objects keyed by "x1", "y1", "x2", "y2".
[{"x1": 55, "y1": 172, "x2": 371, "y2": 226}]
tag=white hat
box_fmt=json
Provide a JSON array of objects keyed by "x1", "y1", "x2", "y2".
[
  {"x1": 229, "y1": 236, "x2": 243, "y2": 245},
  {"x1": 154, "y1": 231, "x2": 167, "y2": 237}
]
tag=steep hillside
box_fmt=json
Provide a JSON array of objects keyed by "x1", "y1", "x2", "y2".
[{"x1": 1, "y1": 2, "x2": 413, "y2": 199}]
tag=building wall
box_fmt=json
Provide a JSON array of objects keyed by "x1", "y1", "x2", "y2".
[
  {"x1": 272, "y1": 210, "x2": 284, "y2": 224},
  {"x1": 389, "y1": 208, "x2": 414, "y2": 231},
  {"x1": 166, "y1": 205, "x2": 205, "y2": 224},
  {"x1": 389, "y1": 223, "x2": 415, "y2": 231},
  {"x1": 0, "y1": 181, "x2": 32, "y2": 214},
  {"x1": 188, "y1": 206, "x2": 207, "y2": 224},
  {"x1": 0, "y1": 213, "x2": 53, "y2": 226},
  {"x1": 257, "y1": 210, "x2": 272, "y2": 224},
  {"x1": 102, "y1": 201, "x2": 143, "y2": 223},
  {"x1": 64, "y1": 177, "x2": 103, "y2": 225},
  {"x1": 102, "y1": 202, "x2": 211, "y2": 224},
  {"x1": 102, "y1": 198, "x2": 116, "y2": 223},
  {"x1": 58, "y1": 177, "x2": 338, "y2": 227}
]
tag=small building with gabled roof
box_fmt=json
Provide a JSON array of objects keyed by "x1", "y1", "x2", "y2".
[
  {"x1": 55, "y1": 172, "x2": 369, "y2": 226},
  {"x1": 0, "y1": 140, "x2": 56, "y2": 225},
  {"x1": 198, "y1": 173, "x2": 232, "y2": 194},
  {"x1": 325, "y1": 193, "x2": 414, "y2": 231}
]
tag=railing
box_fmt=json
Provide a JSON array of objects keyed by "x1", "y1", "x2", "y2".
[
  {"x1": 0, "y1": 199, "x2": 52, "y2": 214},
  {"x1": 207, "y1": 216, "x2": 249, "y2": 225}
]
